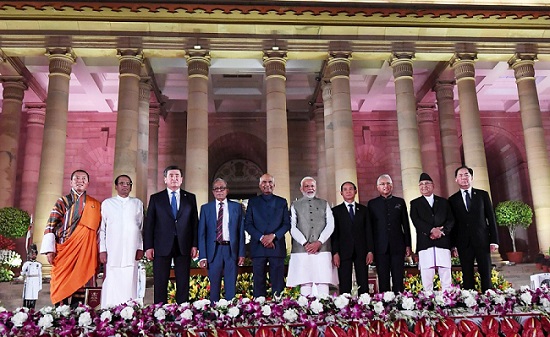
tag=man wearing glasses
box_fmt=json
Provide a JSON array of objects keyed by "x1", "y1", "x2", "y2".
[
  {"x1": 244, "y1": 173, "x2": 290, "y2": 297},
  {"x1": 198, "y1": 178, "x2": 245, "y2": 302},
  {"x1": 367, "y1": 174, "x2": 412, "y2": 293},
  {"x1": 409, "y1": 173, "x2": 454, "y2": 291},
  {"x1": 99, "y1": 174, "x2": 144, "y2": 308}
]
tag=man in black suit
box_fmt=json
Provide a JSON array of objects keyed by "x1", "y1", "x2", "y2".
[
  {"x1": 410, "y1": 173, "x2": 454, "y2": 291},
  {"x1": 331, "y1": 181, "x2": 374, "y2": 295},
  {"x1": 367, "y1": 174, "x2": 412, "y2": 293},
  {"x1": 448, "y1": 165, "x2": 499, "y2": 292},
  {"x1": 144, "y1": 165, "x2": 199, "y2": 304}
]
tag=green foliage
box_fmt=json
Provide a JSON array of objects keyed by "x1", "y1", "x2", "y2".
[
  {"x1": 495, "y1": 200, "x2": 533, "y2": 252},
  {"x1": 404, "y1": 268, "x2": 512, "y2": 294},
  {"x1": 0, "y1": 207, "x2": 31, "y2": 238}
]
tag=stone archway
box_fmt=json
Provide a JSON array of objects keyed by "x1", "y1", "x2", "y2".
[
  {"x1": 213, "y1": 159, "x2": 263, "y2": 199},
  {"x1": 482, "y1": 125, "x2": 538, "y2": 259}
]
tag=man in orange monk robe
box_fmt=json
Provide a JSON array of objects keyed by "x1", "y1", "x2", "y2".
[{"x1": 40, "y1": 169, "x2": 101, "y2": 307}]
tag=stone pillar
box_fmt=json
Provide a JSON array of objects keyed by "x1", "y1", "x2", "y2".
[
  {"x1": 322, "y1": 81, "x2": 337, "y2": 206},
  {"x1": 147, "y1": 105, "x2": 160, "y2": 203},
  {"x1": 185, "y1": 50, "x2": 210, "y2": 206},
  {"x1": 327, "y1": 52, "x2": 358, "y2": 202},
  {"x1": 263, "y1": 51, "x2": 291, "y2": 201},
  {"x1": 33, "y1": 48, "x2": 75, "y2": 274},
  {"x1": 136, "y1": 77, "x2": 151, "y2": 203},
  {"x1": 314, "y1": 104, "x2": 327, "y2": 200},
  {"x1": 113, "y1": 49, "x2": 143, "y2": 197},
  {"x1": 434, "y1": 80, "x2": 462, "y2": 197},
  {"x1": 417, "y1": 104, "x2": 442, "y2": 196},
  {"x1": 509, "y1": 53, "x2": 550, "y2": 252},
  {"x1": 19, "y1": 104, "x2": 46, "y2": 215},
  {"x1": 390, "y1": 52, "x2": 423, "y2": 207},
  {"x1": 452, "y1": 53, "x2": 491, "y2": 194},
  {"x1": 0, "y1": 77, "x2": 27, "y2": 208}
]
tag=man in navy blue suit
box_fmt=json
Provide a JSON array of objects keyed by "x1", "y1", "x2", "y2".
[
  {"x1": 144, "y1": 165, "x2": 199, "y2": 304},
  {"x1": 244, "y1": 173, "x2": 290, "y2": 297},
  {"x1": 198, "y1": 178, "x2": 245, "y2": 302}
]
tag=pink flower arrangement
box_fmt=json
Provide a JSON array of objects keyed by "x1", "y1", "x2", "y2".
[{"x1": 1, "y1": 286, "x2": 550, "y2": 336}]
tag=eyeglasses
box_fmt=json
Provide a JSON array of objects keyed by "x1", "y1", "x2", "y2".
[
  {"x1": 378, "y1": 182, "x2": 392, "y2": 186},
  {"x1": 419, "y1": 182, "x2": 433, "y2": 186},
  {"x1": 212, "y1": 187, "x2": 227, "y2": 191},
  {"x1": 118, "y1": 182, "x2": 133, "y2": 186}
]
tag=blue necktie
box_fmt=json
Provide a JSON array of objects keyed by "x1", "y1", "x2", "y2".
[
  {"x1": 171, "y1": 191, "x2": 178, "y2": 218},
  {"x1": 348, "y1": 204, "x2": 355, "y2": 222},
  {"x1": 465, "y1": 190, "x2": 471, "y2": 212}
]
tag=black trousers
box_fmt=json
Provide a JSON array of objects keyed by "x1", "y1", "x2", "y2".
[
  {"x1": 338, "y1": 251, "x2": 369, "y2": 295},
  {"x1": 153, "y1": 236, "x2": 191, "y2": 304}
]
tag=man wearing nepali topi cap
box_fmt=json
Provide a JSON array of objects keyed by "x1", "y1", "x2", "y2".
[{"x1": 409, "y1": 172, "x2": 455, "y2": 291}]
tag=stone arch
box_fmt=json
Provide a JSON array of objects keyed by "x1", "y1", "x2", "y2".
[
  {"x1": 482, "y1": 125, "x2": 538, "y2": 258},
  {"x1": 208, "y1": 132, "x2": 266, "y2": 200}
]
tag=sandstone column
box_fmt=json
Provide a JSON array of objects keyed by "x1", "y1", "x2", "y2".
[
  {"x1": 327, "y1": 52, "x2": 358, "y2": 202},
  {"x1": 314, "y1": 105, "x2": 327, "y2": 200},
  {"x1": 33, "y1": 48, "x2": 75, "y2": 273},
  {"x1": 452, "y1": 53, "x2": 491, "y2": 194},
  {"x1": 147, "y1": 104, "x2": 160, "y2": 203},
  {"x1": 434, "y1": 80, "x2": 462, "y2": 197},
  {"x1": 263, "y1": 51, "x2": 290, "y2": 201},
  {"x1": 322, "y1": 81, "x2": 337, "y2": 206},
  {"x1": 417, "y1": 104, "x2": 442, "y2": 196},
  {"x1": 136, "y1": 78, "x2": 151, "y2": 203},
  {"x1": 390, "y1": 52, "x2": 423, "y2": 207},
  {"x1": 112, "y1": 49, "x2": 142, "y2": 196},
  {"x1": 185, "y1": 50, "x2": 210, "y2": 205},
  {"x1": 510, "y1": 53, "x2": 550, "y2": 252},
  {"x1": 19, "y1": 104, "x2": 46, "y2": 215},
  {"x1": 0, "y1": 77, "x2": 27, "y2": 208}
]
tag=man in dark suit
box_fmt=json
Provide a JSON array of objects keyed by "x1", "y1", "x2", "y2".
[
  {"x1": 331, "y1": 181, "x2": 374, "y2": 295},
  {"x1": 410, "y1": 173, "x2": 454, "y2": 291},
  {"x1": 448, "y1": 165, "x2": 499, "y2": 292},
  {"x1": 143, "y1": 165, "x2": 199, "y2": 304},
  {"x1": 367, "y1": 174, "x2": 412, "y2": 293},
  {"x1": 198, "y1": 178, "x2": 245, "y2": 302},
  {"x1": 244, "y1": 173, "x2": 290, "y2": 297}
]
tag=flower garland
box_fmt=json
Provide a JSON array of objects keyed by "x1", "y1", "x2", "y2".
[{"x1": 1, "y1": 286, "x2": 550, "y2": 336}]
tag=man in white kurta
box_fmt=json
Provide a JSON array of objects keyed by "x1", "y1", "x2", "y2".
[
  {"x1": 99, "y1": 175, "x2": 144, "y2": 308},
  {"x1": 286, "y1": 177, "x2": 338, "y2": 296}
]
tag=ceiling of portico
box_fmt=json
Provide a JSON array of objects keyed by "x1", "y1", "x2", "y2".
[{"x1": 1, "y1": 1, "x2": 550, "y2": 118}]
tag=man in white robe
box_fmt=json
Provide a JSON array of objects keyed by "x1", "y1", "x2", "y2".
[
  {"x1": 99, "y1": 174, "x2": 144, "y2": 308},
  {"x1": 286, "y1": 177, "x2": 338, "y2": 296}
]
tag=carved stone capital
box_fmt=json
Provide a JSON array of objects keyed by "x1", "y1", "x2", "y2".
[
  {"x1": 0, "y1": 77, "x2": 27, "y2": 101},
  {"x1": 433, "y1": 80, "x2": 455, "y2": 102},
  {"x1": 451, "y1": 53, "x2": 477, "y2": 81},
  {"x1": 263, "y1": 51, "x2": 287, "y2": 79},
  {"x1": 46, "y1": 48, "x2": 75, "y2": 77},
  {"x1": 509, "y1": 53, "x2": 536, "y2": 81},
  {"x1": 186, "y1": 51, "x2": 211, "y2": 79},
  {"x1": 390, "y1": 52, "x2": 414, "y2": 79}
]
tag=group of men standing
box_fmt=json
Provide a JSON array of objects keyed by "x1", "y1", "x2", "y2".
[{"x1": 38, "y1": 163, "x2": 499, "y2": 308}]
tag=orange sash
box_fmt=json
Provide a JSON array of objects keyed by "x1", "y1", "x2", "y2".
[{"x1": 50, "y1": 196, "x2": 101, "y2": 304}]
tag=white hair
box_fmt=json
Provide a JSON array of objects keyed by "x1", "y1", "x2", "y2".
[
  {"x1": 300, "y1": 176, "x2": 316, "y2": 187},
  {"x1": 376, "y1": 174, "x2": 392, "y2": 185}
]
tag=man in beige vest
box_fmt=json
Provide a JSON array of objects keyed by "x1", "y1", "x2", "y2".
[{"x1": 286, "y1": 176, "x2": 338, "y2": 296}]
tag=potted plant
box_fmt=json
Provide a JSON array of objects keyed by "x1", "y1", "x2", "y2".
[{"x1": 495, "y1": 200, "x2": 533, "y2": 264}]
